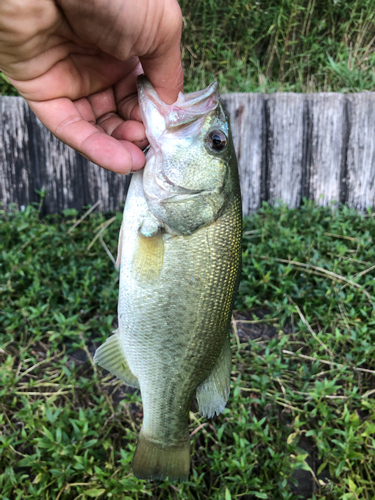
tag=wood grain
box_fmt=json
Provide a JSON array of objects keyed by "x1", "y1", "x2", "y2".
[
  {"x1": 304, "y1": 93, "x2": 347, "y2": 206},
  {"x1": 222, "y1": 93, "x2": 264, "y2": 215},
  {"x1": 265, "y1": 93, "x2": 305, "y2": 208},
  {"x1": 2, "y1": 94, "x2": 375, "y2": 215},
  {"x1": 345, "y1": 93, "x2": 375, "y2": 209},
  {"x1": 0, "y1": 97, "x2": 130, "y2": 215}
]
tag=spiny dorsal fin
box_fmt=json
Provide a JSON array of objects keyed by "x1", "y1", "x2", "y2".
[{"x1": 93, "y1": 329, "x2": 139, "y2": 388}]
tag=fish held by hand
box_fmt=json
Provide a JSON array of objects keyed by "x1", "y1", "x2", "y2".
[{"x1": 94, "y1": 75, "x2": 242, "y2": 481}]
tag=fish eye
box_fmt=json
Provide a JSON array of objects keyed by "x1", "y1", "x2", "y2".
[{"x1": 207, "y1": 130, "x2": 227, "y2": 152}]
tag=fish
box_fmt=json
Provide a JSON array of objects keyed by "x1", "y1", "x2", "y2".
[{"x1": 93, "y1": 75, "x2": 242, "y2": 481}]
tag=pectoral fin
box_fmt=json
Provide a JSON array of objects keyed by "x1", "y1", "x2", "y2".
[
  {"x1": 115, "y1": 220, "x2": 124, "y2": 270},
  {"x1": 196, "y1": 336, "x2": 232, "y2": 418},
  {"x1": 132, "y1": 231, "x2": 164, "y2": 280},
  {"x1": 93, "y1": 329, "x2": 139, "y2": 388}
]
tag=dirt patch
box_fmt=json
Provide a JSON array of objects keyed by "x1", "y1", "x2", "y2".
[{"x1": 232, "y1": 308, "x2": 278, "y2": 341}]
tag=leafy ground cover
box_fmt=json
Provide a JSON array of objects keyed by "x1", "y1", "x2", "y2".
[
  {"x1": 179, "y1": 0, "x2": 375, "y2": 93},
  {"x1": 1, "y1": 201, "x2": 375, "y2": 499},
  {"x1": 1, "y1": 0, "x2": 375, "y2": 96}
]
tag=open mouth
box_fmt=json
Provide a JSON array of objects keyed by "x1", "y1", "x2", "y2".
[{"x1": 137, "y1": 75, "x2": 220, "y2": 134}]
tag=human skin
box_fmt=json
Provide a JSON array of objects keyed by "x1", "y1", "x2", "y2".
[{"x1": 0, "y1": 0, "x2": 184, "y2": 173}]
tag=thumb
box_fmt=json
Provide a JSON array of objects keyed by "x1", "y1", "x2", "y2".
[{"x1": 139, "y1": 0, "x2": 184, "y2": 104}]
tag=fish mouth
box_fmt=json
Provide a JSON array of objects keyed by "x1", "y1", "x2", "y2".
[
  {"x1": 138, "y1": 75, "x2": 223, "y2": 202},
  {"x1": 137, "y1": 75, "x2": 220, "y2": 132}
]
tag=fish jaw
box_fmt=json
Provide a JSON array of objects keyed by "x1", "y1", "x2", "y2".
[
  {"x1": 137, "y1": 75, "x2": 231, "y2": 235},
  {"x1": 137, "y1": 75, "x2": 220, "y2": 143}
]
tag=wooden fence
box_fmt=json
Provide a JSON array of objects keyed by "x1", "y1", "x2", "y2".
[{"x1": 1, "y1": 93, "x2": 375, "y2": 215}]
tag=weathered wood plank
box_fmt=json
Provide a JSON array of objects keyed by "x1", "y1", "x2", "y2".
[
  {"x1": 222, "y1": 94, "x2": 265, "y2": 214},
  {"x1": 2, "y1": 93, "x2": 375, "y2": 215},
  {"x1": 346, "y1": 93, "x2": 375, "y2": 209},
  {"x1": 0, "y1": 97, "x2": 32, "y2": 211},
  {"x1": 266, "y1": 93, "x2": 305, "y2": 208},
  {"x1": 304, "y1": 93, "x2": 347, "y2": 206},
  {"x1": 0, "y1": 97, "x2": 130, "y2": 214}
]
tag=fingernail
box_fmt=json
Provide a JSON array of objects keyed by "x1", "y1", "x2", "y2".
[{"x1": 130, "y1": 149, "x2": 146, "y2": 171}]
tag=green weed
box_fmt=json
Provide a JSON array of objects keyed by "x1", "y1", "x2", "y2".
[
  {"x1": 180, "y1": 0, "x2": 375, "y2": 93},
  {"x1": 1, "y1": 201, "x2": 375, "y2": 499},
  {"x1": 0, "y1": 72, "x2": 18, "y2": 96},
  {"x1": 2, "y1": 1, "x2": 375, "y2": 96}
]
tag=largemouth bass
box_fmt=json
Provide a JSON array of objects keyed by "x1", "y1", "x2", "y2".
[{"x1": 94, "y1": 76, "x2": 242, "y2": 481}]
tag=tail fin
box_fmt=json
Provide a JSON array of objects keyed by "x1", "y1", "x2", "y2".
[{"x1": 132, "y1": 432, "x2": 190, "y2": 481}]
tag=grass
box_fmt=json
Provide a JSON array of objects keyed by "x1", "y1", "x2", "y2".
[
  {"x1": 1, "y1": 200, "x2": 375, "y2": 499},
  {"x1": 2, "y1": 1, "x2": 375, "y2": 96},
  {"x1": 0, "y1": 72, "x2": 19, "y2": 96},
  {"x1": 180, "y1": 0, "x2": 375, "y2": 93}
]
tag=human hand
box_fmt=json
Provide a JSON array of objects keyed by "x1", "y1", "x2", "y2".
[{"x1": 0, "y1": 0, "x2": 183, "y2": 173}]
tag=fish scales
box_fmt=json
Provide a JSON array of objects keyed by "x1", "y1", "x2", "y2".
[
  {"x1": 94, "y1": 76, "x2": 242, "y2": 481},
  {"x1": 120, "y1": 184, "x2": 241, "y2": 440}
]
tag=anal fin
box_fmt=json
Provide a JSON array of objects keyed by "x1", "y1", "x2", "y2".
[
  {"x1": 93, "y1": 329, "x2": 139, "y2": 388},
  {"x1": 196, "y1": 336, "x2": 232, "y2": 418}
]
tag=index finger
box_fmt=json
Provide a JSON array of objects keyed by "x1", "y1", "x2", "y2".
[{"x1": 27, "y1": 97, "x2": 145, "y2": 174}]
